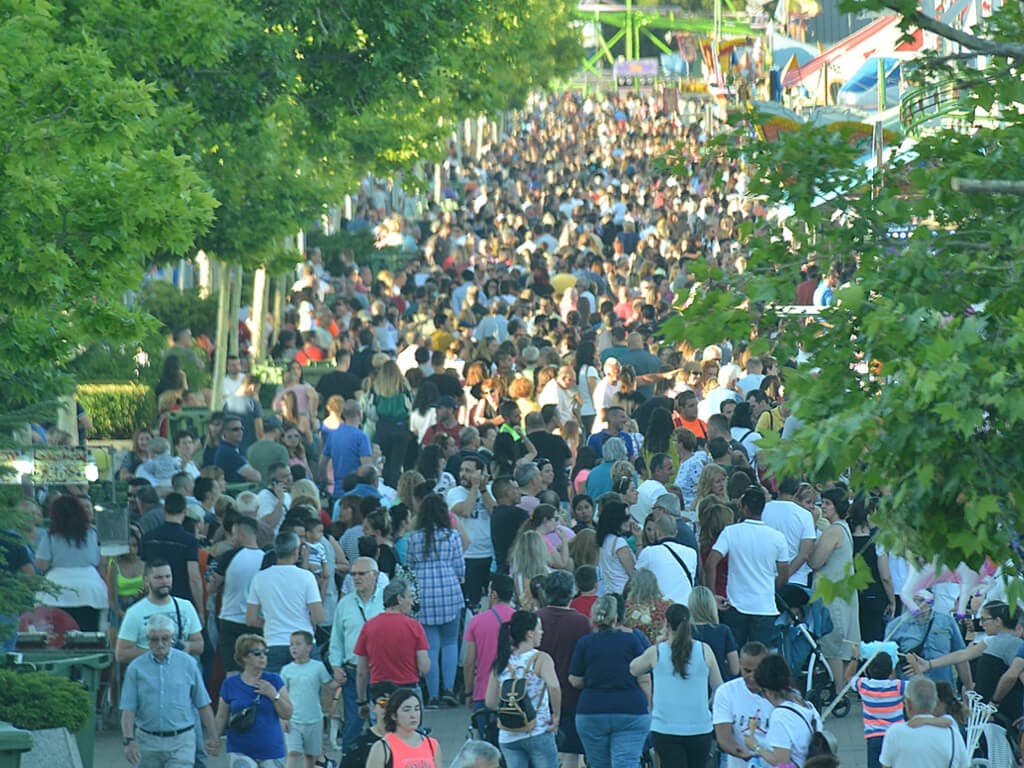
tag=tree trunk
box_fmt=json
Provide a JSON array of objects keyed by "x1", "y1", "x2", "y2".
[
  {"x1": 228, "y1": 265, "x2": 242, "y2": 356},
  {"x1": 250, "y1": 266, "x2": 269, "y2": 362},
  {"x1": 210, "y1": 259, "x2": 232, "y2": 411}
]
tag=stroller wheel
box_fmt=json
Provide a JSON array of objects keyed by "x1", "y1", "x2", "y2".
[{"x1": 830, "y1": 694, "x2": 851, "y2": 719}]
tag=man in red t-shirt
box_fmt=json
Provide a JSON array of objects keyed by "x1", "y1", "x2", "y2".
[
  {"x1": 354, "y1": 578, "x2": 429, "y2": 711},
  {"x1": 421, "y1": 396, "x2": 461, "y2": 445}
]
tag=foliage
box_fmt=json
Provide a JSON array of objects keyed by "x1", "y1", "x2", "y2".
[
  {"x1": 77, "y1": 384, "x2": 155, "y2": 440},
  {"x1": 53, "y1": 0, "x2": 579, "y2": 270},
  {"x1": 304, "y1": 228, "x2": 379, "y2": 276},
  {"x1": 662, "y1": 3, "x2": 1024, "y2": 595},
  {"x1": 0, "y1": 669, "x2": 90, "y2": 732},
  {"x1": 0, "y1": 0, "x2": 217, "y2": 411},
  {"x1": 138, "y1": 282, "x2": 219, "y2": 341}
]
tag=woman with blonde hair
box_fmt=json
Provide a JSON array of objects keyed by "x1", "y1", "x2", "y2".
[
  {"x1": 692, "y1": 463, "x2": 728, "y2": 513},
  {"x1": 509, "y1": 529, "x2": 551, "y2": 611},
  {"x1": 610, "y1": 461, "x2": 639, "y2": 507},
  {"x1": 366, "y1": 360, "x2": 413, "y2": 487},
  {"x1": 569, "y1": 594, "x2": 651, "y2": 768},
  {"x1": 319, "y1": 395, "x2": 345, "y2": 495},
  {"x1": 689, "y1": 585, "x2": 740, "y2": 679},
  {"x1": 623, "y1": 568, "x2": 672, "y2": 644}
]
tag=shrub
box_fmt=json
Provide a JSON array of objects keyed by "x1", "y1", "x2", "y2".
[
  {"x1": 77, "y1": 383, "x2": 155, "y2": 439},
  {"x1": 0, "y1": 669, "x2": 90, "y2": 731},
  {"x1": 138, "y1": 282, "x2": 218, "y2": 339}
]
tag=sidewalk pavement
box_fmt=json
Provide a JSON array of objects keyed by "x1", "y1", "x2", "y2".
[{"x1": 94, "y1": 699, "x2": 870, "y2": 767}]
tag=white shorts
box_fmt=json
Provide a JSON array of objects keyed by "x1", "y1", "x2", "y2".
[{"x1": 285, "y1": 720, "x2": 323, "y2": 755}]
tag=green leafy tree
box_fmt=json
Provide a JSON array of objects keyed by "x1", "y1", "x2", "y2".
[
  {"x1": 0, "y1": 0, "x2": 217, "y2": 410},
  {"x1": 663, "y1": 1, "x2": 1024, "y2": 597}
]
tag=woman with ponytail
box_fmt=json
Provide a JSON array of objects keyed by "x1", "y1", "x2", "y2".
[
  {"x1": 484, "y1": 611, "x2": 561, "y2": 768},
  {"x1": 630, "y1": 603, "x2": 723, "y2": 767}
]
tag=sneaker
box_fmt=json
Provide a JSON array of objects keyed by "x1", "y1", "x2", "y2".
[
  {"x1": 426, "y1": 698, "x2": 440, "y2": 710},
  {"x1": 440, "y1": 690, "x2": 459, "y2": 707}
]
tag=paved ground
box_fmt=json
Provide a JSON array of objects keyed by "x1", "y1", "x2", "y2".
[{"x1": 94, "y1": 699, "x2": 871, "y2": 767}]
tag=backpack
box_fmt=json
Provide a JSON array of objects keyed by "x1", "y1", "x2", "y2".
[
  {"x1": 374, "y1": 392, "x2": 410, "y2": 421},
  {"x1": 778, "y1": 704, "x2": 834, "y2": 762},
  {"x1": 497, "y1": 654, "x2": 541, "y2": 732}
]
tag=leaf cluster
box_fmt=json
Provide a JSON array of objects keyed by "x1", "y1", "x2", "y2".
[
  {"x1": 0, "y1": 669, "x2": 91, "y2": 732},
  {"x1": 663, "y1": 6, "x2": 1024, "y2": 587}
]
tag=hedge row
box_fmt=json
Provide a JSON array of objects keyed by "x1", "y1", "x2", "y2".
[
  {"x1": 77, "y1": 383, "x2": 155, "y2": 439},
  {"x1": 0, "y1": 669, "x2": 89, "y2": 731}
]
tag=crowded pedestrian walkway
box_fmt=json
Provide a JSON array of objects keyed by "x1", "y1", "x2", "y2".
[{"x1": 17, "y1": 90, "x2": 1014, "y2": 768}]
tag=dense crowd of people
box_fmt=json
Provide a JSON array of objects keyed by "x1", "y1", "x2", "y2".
[{"x1": 11, "y1": 90, "x2": 1014, "y2": 768}]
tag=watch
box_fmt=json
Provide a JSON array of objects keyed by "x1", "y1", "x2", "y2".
[
  {"x1": 122, "y1": 736, "x2": 135, "y2": 746},
  {"x1": 274, "y1": 691, "x2": 282, "y2": 701}
]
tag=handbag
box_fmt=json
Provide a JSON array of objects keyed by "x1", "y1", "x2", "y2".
[{"x1": 228, "y1": 690, "x2": 260, "y2": 733}]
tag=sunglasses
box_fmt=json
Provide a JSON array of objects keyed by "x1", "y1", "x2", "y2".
[{"x1": 247, "y1": 649, "x2": 268, "y2": 657}]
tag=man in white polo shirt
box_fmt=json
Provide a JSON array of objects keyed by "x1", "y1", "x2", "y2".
[
  {"x1": 706, "y1": 485, "x2": 788, "y2": 648},
  {"x1": 761, "y1": 477, "x2": 817, "y2": 588}
]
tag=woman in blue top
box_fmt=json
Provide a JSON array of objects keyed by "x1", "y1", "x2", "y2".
[
  {"x1": 568, "y1": 594, "x2": 651, "y2": 768},
  {"x1": 630, "y1": 603, "x2": 723, "y2": 767},
  {"x1": 405, "y1": 493, "x2": 466, "y2": 707},
  {"x1": 215, "y1": 633, "x2": 292, "y2": 766}
]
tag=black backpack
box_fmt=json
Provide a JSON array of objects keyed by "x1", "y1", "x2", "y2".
[
  {"x1": 778, "y1": 704, "x2": 833, "y2": 760},
  {"x1": 497, "y1": 655, "x2": 540, "y2": 732}
]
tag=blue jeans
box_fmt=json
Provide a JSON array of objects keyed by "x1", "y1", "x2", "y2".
[
  {"x1": 721, "y1": 609, "x2": 777, "y2": 650},
  {"x1": 424, "y1": 617, "x2": 459, "y2": 699},
  {"x1": 575, "y1": 713, "x2": 651, "y2": 768},
  {"x1": 867, "y1": 735, "x2": 883, "y2": 768},
  {"x1": 340, "y1": 669, "x2": 363, "y2": 754},
  {"x1": 501, "y1": 731, "x2": 559, "y2": 768}
]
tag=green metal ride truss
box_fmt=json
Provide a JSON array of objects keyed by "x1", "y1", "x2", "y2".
[{"x1": 575, "y1": 1, "x2": 755, "y2": 73}]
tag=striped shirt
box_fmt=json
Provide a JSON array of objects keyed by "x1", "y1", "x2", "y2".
[{"x1": 855, "y1": 676, "x2": 906, "y2": 738}]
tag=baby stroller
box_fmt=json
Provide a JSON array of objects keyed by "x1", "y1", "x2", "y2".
[{"x1": 771, "y1": 585, "x2": 850, "y2": 718}]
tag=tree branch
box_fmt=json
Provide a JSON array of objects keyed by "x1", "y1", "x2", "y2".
[
  {"x1": 951, "y1": 177, "x2": 1024, "y2": 195},
  {"x1": 882, "y1": 3, "x2": 1024, "y2": 61}
]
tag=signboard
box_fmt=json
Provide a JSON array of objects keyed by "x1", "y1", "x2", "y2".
[
  {"x1": 613, "y1": 58, "x2": 660, "y2": 88},
  {"x1": 30, "y1": 447, "x2": 89, "y2": 485}
]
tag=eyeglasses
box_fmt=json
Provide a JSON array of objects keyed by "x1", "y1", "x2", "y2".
[
  {"x1": 225, "y1": 427, "x2": 243, "y2": 432},
  {"x1": 351, "y1": 571, "x2": 372, "y2": 576},
  {"x1": 247, "y1": 649, "x2": 268, "y2": 657},
  {"x1": 980, "y1": 616, "x2": 996, "y2": 623}
]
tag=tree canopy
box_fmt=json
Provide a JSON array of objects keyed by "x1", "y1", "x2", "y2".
[
  {"x1": 0, "y1": 0, "x2": 579, "y2": 409},
  {"x1": 664, "y1": 0, "x2": 1024, "y2": 593}
]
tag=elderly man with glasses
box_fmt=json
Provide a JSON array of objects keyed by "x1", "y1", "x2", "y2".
[
  {"x1": 120, "y1": 614, "x2": 220, "y2": 767},
  {"x1": 328, "y1": 556, "x2": 386, "y2": 754}
]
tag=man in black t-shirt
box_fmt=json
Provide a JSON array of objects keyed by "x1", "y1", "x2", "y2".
[
  {"x1": 141, "y1": 493, "x2": 202, "y2": 619},
  {"x1": 526, "y1": 406, "x2": 573, "y2": 502},
  {"x1": 489, "y1": 476, "x2": 528, "y2": 575},
  {"x1": 316, "y1": 348, "x2": 362, "y2": 403}
]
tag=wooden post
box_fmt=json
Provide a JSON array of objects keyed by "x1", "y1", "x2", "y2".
[{"x1": 210, "y1": 260, "x2": 232, "y2": 411}]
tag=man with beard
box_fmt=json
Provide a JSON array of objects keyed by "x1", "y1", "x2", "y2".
[
  {"x1": 446, "y1": 455, "x2": 495, "y2": 609},
  {"x1": 115, "y1": 559, "x2": 204, "y2": 664}
]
